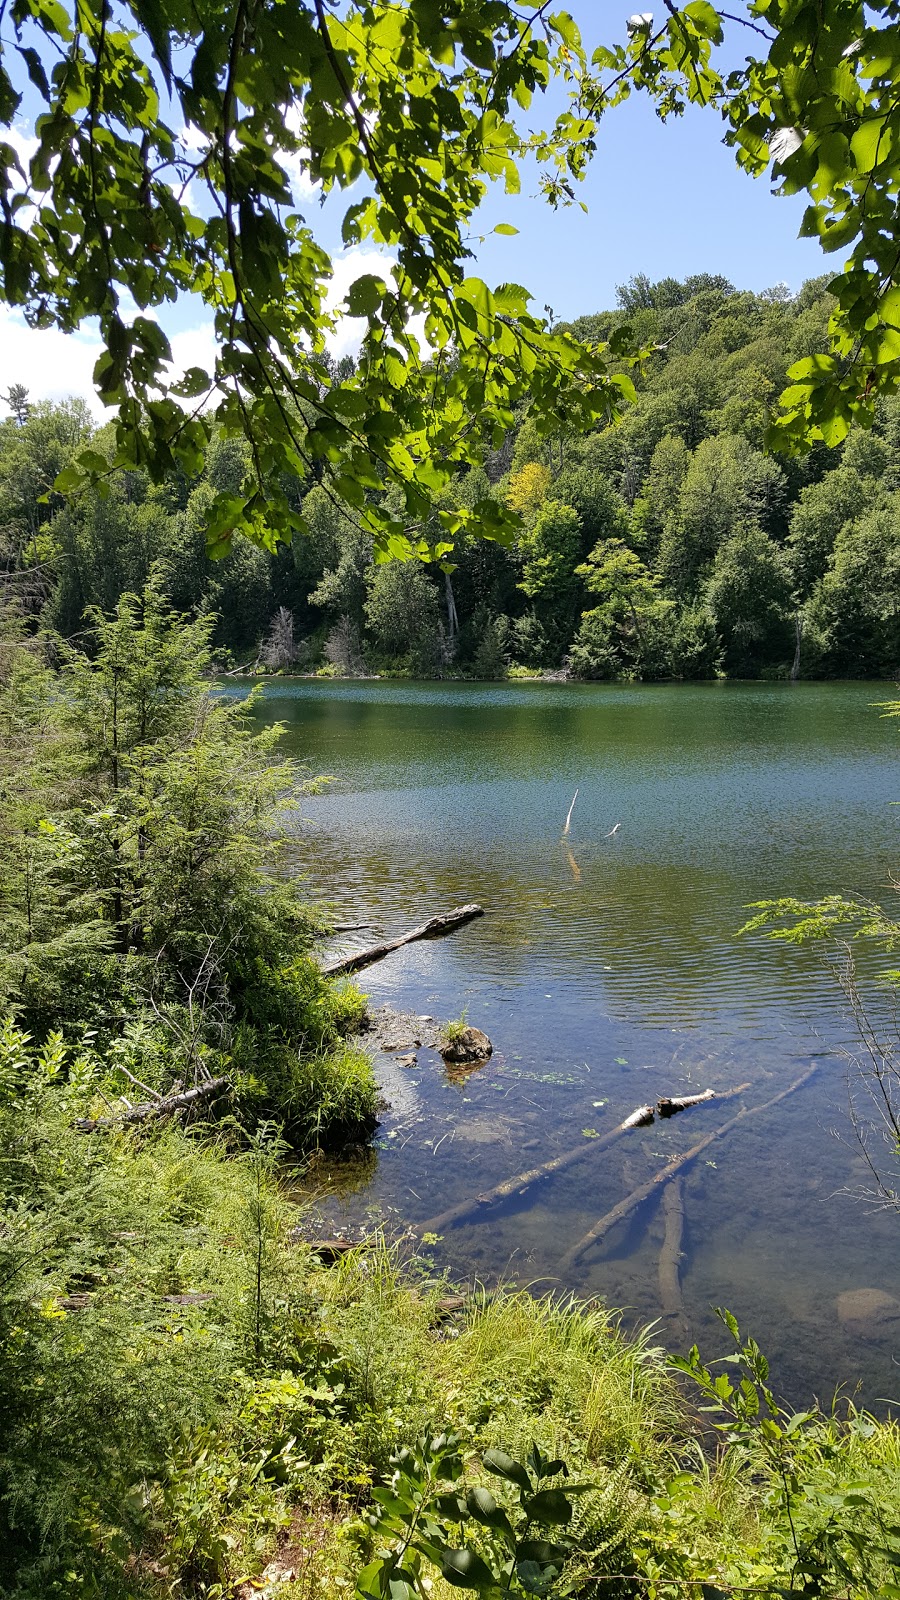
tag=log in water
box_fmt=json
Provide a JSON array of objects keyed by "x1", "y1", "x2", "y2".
[{"x1": 322, "y1": 904, "x2": 484, "y2": 977}]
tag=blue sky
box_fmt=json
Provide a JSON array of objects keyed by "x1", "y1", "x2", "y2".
[
  {"x1": 468, "y1": 0, "x2": 831, "y2": 318},
  {"x1": 1, "y1": 3, "x2": 835, "y2": 406}
]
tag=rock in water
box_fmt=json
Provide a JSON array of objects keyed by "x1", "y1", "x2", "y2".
[
  {"x1": 835, "y1": 1287, "x2": 900, "y2": 1340},
  {"x1": 440, "y1": 1026, "x2": 493, "y2": 1065}
]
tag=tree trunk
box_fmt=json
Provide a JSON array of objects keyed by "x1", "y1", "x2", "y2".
[
  {"x1": 790, "y1": 613, "x2": 803, "y2": 681},
  {"x1": 445, "y1": 572, "x2": 460, "y2": 641},
  {"x1": 75, "y1": 1076, "x2": 231, "y2": 1132},
  {"x1": 416, "y1": 1104, "x2": 655, "y2": 1236},
  {"x1": 658, "y1": 1177, "x2": 688, "y2": 1339}
]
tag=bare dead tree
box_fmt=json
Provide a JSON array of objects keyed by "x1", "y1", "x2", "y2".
[
  {"x1": 143, "y1": 925, "x2": 238, "y2": 1087},
  {"x1": 324, "y1": 614, "x2": 366, "y2": 676},
  {"x1": 260, "y1": 606, "x2": 298, "y2": 671}
]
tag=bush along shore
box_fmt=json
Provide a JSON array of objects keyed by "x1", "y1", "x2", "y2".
[{"x1": 2, "y1": 585, "x2": 900, "y2": 1596}]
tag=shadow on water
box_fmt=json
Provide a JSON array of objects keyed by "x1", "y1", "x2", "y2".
[{"x1": 222, "y1": 677, "x2": 900, "y2": 1405}]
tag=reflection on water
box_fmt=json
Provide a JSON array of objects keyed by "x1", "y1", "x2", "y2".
[{"x1": 225, "y1": 677, "x2": 900, "y2": 1402}]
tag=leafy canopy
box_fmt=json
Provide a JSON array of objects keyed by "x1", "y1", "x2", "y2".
[
  {"x1": 0, "y1": 0, "x2": 636, "y2": 557},
  {"x1": 6, "y1": 0, "x2": 900, "y2": 556}
]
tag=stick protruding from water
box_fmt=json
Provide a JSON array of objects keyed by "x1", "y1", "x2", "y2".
[{"x1": 563, "y1": 789, "x2": 579, "y2": 835}]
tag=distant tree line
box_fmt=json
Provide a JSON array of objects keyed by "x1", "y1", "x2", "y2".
[{"x1": 3, "y1": 273, "x2": 899, "y2": 680}]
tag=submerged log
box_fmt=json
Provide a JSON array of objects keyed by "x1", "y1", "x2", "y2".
[
  {"x1": 415, "y1": 1082, "x2": 751, "y2": 1237},
  {"x1": 562, "y1": 1066, "x2": 816, "y2": 1271},
  {"x1": 416, "y1": 1103, "x2": 656, "y2": 1236},
  {"x1": 658, "y1": 1177, "x2": 688, "y2": 1338},
  {"x1": 75, "y1": 1076, "x2": 231, "y2": 1133},
  {"x1": 309, "y1": 1238, "x2": 364, "y2": 1264},
  {"x1": 322, "y1": 904, "x2": 484, "y2": 977}
]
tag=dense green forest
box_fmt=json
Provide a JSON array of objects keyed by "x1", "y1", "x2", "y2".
[{"x1": 5, "y1": 271, "x2": 899, "y2": 683}]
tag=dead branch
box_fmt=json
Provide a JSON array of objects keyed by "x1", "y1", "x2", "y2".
[
  {"x1": 562, "y1": 1066, "x2": 817, "y2": 1270},
  {"x1": 75, "y1": 1077, "x2": 231, "y2": 1133},
  {"x1": 321, "y1": 904, "x2": 483, "y2": 977}
]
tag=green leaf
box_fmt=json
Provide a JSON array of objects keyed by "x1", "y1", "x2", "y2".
[
  {"x1": 466, "y1": 1487, "x2": 514, "y2": 1539},
  {"x1": 683, "y1": 0, "x2": 724, "y2": 43},
  {"x1": 347, "y1": 275, "x2": 387, "y2": 318},
  {"x1": 441, "y1": 1548, "x2": 497, "y2": 1590},
  {"x1": 522, "y1": 1489, "x2": 573, "y2": 1525},
  {"x1": 133, "y1": 0, "x2": 174, "y2": 90},
  {"x1": 483, "y1": 1449, "x2": 531, "y2": 1492}
]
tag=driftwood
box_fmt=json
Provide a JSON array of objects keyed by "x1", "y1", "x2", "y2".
[
  {"x1": 562, "y1": 1066, "x2": 816, "y2": 1270},
  {"x1": 658, "y1": 1177, "x2": 688, "y2": 1338},
  {"x1": 59, "y1": 1290, "x2": 215, "y2": 1312},
  {"x1": 321, "y1": 904, "x2": 483, "y2": 977},
  {"x1": 657, "y1": 1083, "x2": 750, "y2": 1118},
  {"x1": 75, "y1": 1076, "x2": 231, "y2": 1133},
  {"x1": 415, "y1": 1082, "x2": 751, "y2": 1237},
  {"x1": 309, "y1": 1238, "x2": 363, "y2": 1263}
]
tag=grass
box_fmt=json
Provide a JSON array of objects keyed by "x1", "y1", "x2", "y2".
[
  {"x1": 2, "y1": 1022, "x2": 899, "y2": 1598},
  {"x1": 440, "y1": 1009, "x2": 470, "y2": 1047}
]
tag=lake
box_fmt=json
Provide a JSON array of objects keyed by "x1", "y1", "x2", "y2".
[{"x1": 227, "y1": 676, "x2": 900, "y2": 1403}]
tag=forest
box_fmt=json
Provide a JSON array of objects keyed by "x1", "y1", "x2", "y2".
[{"x1": 5, "y1": 270, "x2": 899, "y2": 685}]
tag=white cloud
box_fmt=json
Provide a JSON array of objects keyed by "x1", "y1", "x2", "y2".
[
  {"x1": 0, "y1": 306, "x2": 220, "y2": 414},
  {"x1": 0, "y1": 306, "x2": 104, "y2": 411},
  {"x1": 169, "y1": 321, "x2": 219, "y2": 378},
  {"x1": 4, "y1": 123, "x2": 38, "y2": 181},
  {"x1": 324, "y1": 247, "x2": 396, "y2": 359},
  {"x1": 0, "y1": 242, "x2": 429, "y2": 411}
]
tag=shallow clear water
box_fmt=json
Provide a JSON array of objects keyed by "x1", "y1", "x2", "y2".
[{"x1": 228, "y1": 677, "x2": 900, "y2": 1403}]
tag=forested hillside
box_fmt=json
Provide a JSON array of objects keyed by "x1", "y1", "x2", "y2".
[{"x1": 4, "y1": 271, "x2": 900, "y2": 679}]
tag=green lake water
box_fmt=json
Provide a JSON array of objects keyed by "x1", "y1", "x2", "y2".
[{"x1": 228, "y1": 677, "x2": 900, "y2": 1402}]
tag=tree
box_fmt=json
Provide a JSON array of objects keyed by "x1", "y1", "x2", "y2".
[
  {"x1": 805, "y1": 507, "x2": 900, "y2": 675},
  {"x1": 661, "y1": 435, "x2": 787, "y2": 597},
  {"x1": 259, "y1": 606, "x2": 298, "y2": 671},
  {"x1": 705, "y1": 527, "x2": 794, "y2": 676},
  {"x1": 2, "y1": 385, "x2": 30, "y2": 426},
  {"x1": 0, "y1": 578, "x2": 369, "y2": 1136},
  {"x1": 571, "y1": 537, "x2": 675, "y2": 679},
  {"x1": 788, "y1": 466, "x2": 874, "y2": 597},
  {"x1": 364, "y1": 558, "x2": 443, "y2": 671}
]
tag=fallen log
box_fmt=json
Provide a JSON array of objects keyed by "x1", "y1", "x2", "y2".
[
  {"x1": 415, "y1": 1082, "x2": 750, "y2": 1237},
  {"x1": 75, "y1": 1076, "x2": 231, "y2": 1133},
  {"x1": 416, "y1": 1103, "x2": 656, "y2": 1236},
  {"x1": 321, "y1": 904, "x2": 484, "y2": 977},
  {"x1": 657, "y1": 1083, "x2": 750, "y2": 1118},
  {"x1": 561, "y1": 1066, "x2": 816, "y2": 1271},
  {"x1": 658, "y1": 1176, "x2": 687, "y2": 1338}
]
